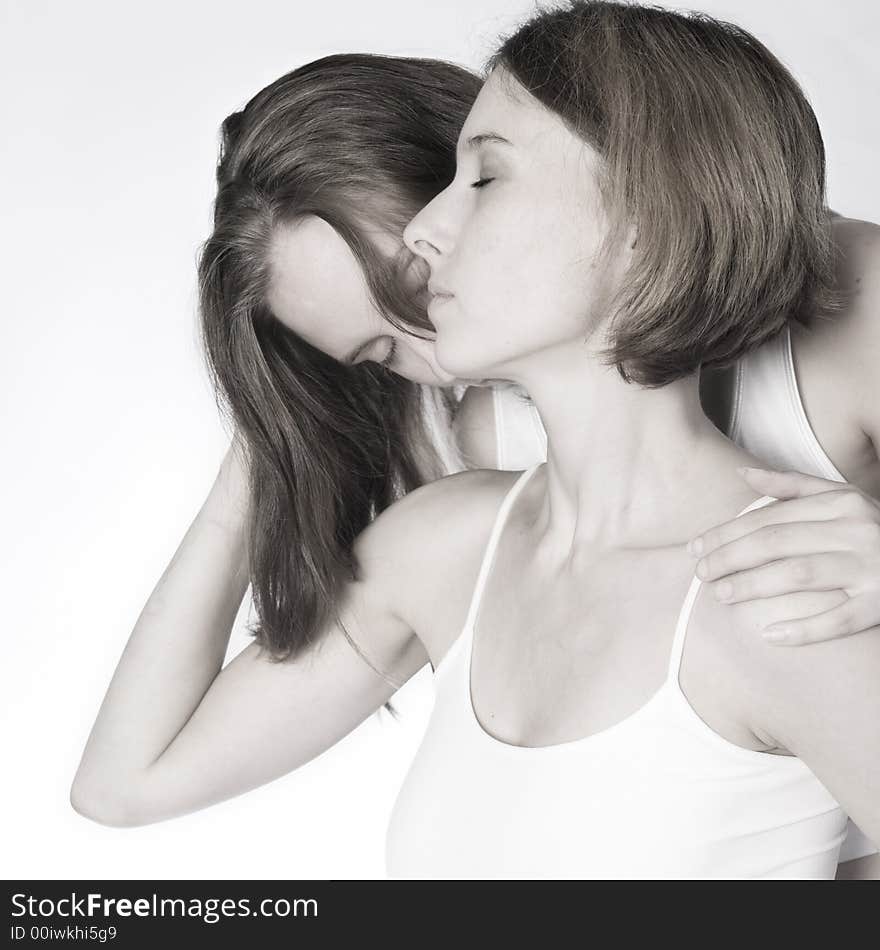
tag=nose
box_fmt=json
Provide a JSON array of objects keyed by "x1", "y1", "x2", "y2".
[{"x1": 403, "y1": 193, "x2": 449, "y2": 266}]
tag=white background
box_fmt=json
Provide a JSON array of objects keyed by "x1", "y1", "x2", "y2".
[{"x1": 1, "y1": 0, "x2": 877, "y2": 879}]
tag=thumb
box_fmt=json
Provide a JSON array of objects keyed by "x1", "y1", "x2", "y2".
[{"x1": 736, "y1": 465, "x2": 838, "y2": 499}]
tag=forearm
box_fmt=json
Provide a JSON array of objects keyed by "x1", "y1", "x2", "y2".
[{"x1": 71, "y1": 452, "x2": 251, "y2": 813}]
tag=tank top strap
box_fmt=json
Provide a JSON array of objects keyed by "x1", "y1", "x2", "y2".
[
  {"x1": 462, "y1": 463, "x2": 543, "y2": 632},
  {"x1": 729, "y1": 325, "x2": 846, "y2": 483},
  {"x1": 665, "y1": 493, "x2": 779, "y2": 682}
]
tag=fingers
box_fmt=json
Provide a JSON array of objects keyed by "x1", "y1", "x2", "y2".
[
  {"x1": 694, "y1": 521, "x2": 855, "y2": 581},
  {"x1": 707, "y1": 552, "x2": 860, "y2": 603},
  {"x1": 761, "y1": 599, "x2": 873, "y2": 646},
  {"x1": 688, "y1": 467, "x2": 880, "y2": 647},
  {"x1": 689, "y1": 486, "x2": 863, "y2": 557},
  {"x1": 737, "y1": 466, "x2": 841, "y2": 499}
]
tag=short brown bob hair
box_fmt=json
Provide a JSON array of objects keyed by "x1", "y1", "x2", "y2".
[{"x1": 490, "y1": 1, "x2": 841, "y2": 386}]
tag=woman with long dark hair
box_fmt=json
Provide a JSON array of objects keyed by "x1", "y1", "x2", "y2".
[
  {"x1": 71, "y1": 14, "x2": 879, "y2": 877},
  {"x1": 197, "y1": 54, "x2": 477, "y2": 665}
]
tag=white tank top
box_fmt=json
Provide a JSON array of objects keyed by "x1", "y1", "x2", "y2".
[
  {"x1": 386, "y1": 465, "x2": 849, "y2": 878},
  {"x1": 726, "y1": 324, "x2": 847, "y2": 481},
  {"x1": 482, "y1": 325, "x2": 876, "y2": 864},
  {"x1": 492, "y1": 383, "x2": 548, "y2": 470}
]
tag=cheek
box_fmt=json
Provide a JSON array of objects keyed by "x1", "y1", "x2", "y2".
[
  {"x1": 462, "y1": 230, "x2": 586, "y2": 338},
  {"x1": 432, "y1": 188, "x2": 610, "y2": 374},
  {"x1": 455, "y1": 218, "x2": 537, "y2": 314}
]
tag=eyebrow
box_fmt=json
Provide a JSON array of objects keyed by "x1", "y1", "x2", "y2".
[
  {"x1": 463, "y1": 132, "x2": 513, "y2": 151},
  {"x1": 344, "y1": 338, "x2": 375, "y2": 366}
]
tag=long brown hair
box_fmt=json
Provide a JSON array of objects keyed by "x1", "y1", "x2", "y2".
[
  {"x1": 491, "y1": 1, "x2": 842, "y2": 386},
  {"x1": 198, "y1": 55, "x2": 480, "y2": 684}
]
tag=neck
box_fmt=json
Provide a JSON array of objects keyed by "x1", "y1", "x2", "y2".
[{"x1": 513, "y1": 344, "x2": 756, "y2": 552}]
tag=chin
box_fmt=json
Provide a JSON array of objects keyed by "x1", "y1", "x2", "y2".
[
  {"x1": 434, "y1": 346, "x2": 495, "y2": 386},
  {"x1": 401, "y1": 367, "x2": 457, "y2": 387}
]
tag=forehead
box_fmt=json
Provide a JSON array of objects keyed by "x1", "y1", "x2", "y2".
[
  {"x1": 265, "y1": 215, "x2": 382, "y2": 359},
  {"x1": 459, "y1": 68, "x2": 578, "y2": 155}
]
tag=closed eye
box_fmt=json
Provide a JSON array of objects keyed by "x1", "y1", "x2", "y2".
[
  {"x1": 470, "y1": 177, "x2": 494, "y2": 189},
  {"x1": 378, "y1": 339, "x2": 397, "y2": 368}
]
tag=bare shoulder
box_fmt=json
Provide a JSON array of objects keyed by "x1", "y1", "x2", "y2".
[
  {"x1": 352, "y1": 467, "x2": 522, "y2": 600},
  {"x1": 832, "y1": 212, "x2": 879, "y2": 305},
  {"x1": 706, "y1": 588, "x2": 880, "y2": 755},
  {"x1": 831, "y1": 214, "x2": 880, "y2": 281},
  {"x1": 364, "y1": 467, "x2": 520, "y2": 542},
  {"x1": 330, "y1": 468, "x2": 524, "y2": 680},
  {"x1": 797, "y1": 215, "x2": 876, "y2": 333},
  {"x1": 831, "y1": 217, "x2": 880, "y2": 439},
  {"x1": 792, "y1": 216, "x2": 880, "y2": 458},
  {"x1": 818, "y1": 216, "x2": 880, "y2": 340}
]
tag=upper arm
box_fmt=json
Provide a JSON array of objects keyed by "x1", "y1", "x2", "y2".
[
  {"x1": 73, "y1": 469, "x2": 508, "y2": 828},
  {"x1": 738, "y1": 606, "x2": 880, "y2": 852},
  {"x1": 453, "y1": 385, "x2": 498, "y2": 470},
  {"x1": 118, "y1": 470, "x2": 507, "y2": 827},
  {"x1": 829, "y1": 217, "x2": 880, "y2": 445},
  {"x1": 91, "y1": 532, "x2": 427, "y2": 827},
  {"x1": 80, "y1": 489, "x2": 445, "y2": 828}
]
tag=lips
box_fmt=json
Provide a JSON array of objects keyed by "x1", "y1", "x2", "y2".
[
  {"x1": 428, "y1": 281, "x2": 454, "y2": 299},
  {"x1": 427, "y1": 294, "x2": 453, "y2": 314}
]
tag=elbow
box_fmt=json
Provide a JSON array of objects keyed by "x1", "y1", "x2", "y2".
[{"x1": 68, "y1": 774, "x2": 151, "y2": 829}]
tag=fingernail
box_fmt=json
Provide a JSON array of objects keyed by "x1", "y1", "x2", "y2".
[
  {"x1": 695, "y1": 560, "x2": 709, "y2": 579},
  {"x1": 714, "y1": 581, "x2": 733, "y2": 602},
  {"x1": 688, "y1": 537, "x2": 703, "y2": 556},
  {"x1": 763, "y1": 627, "x2": 789, "y2": 643}
]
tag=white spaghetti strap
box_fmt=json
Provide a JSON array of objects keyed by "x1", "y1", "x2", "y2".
[
  {"x1": 779, "y1": 326, "x2": 848, "y2": 482},
  {"x1": 666, "y1": 493, "x2": 779, "y2": 682},
  {"x1": 493, "y1": 386, "x2": 507, "y2": 470},
  {"x1": 665, "y1": 574, "x2": 704, "y2": 683},
  {"x1": 462, "y1": 463, "x2": 543, "y2": 632}
]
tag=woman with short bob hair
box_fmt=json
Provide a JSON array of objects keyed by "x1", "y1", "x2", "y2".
[
  {"x1": 386, "y1": 0, "x2": 879, "y2": 877},
  {"x1": 491, "y1": 1, "x2": 839, "y2": 386}
]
